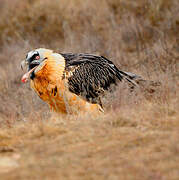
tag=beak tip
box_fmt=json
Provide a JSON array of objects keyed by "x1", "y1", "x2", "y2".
[{"x1": 20, "y1": 60, "x2": 26, "y2": 71}]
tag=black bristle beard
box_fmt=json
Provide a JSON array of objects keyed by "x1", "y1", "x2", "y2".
[{"x1": 30, "y1": 71, "x2": 35, "y2": 80}]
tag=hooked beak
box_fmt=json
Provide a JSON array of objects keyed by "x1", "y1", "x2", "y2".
[
  {"x1": 20, "y1": 60, "x2": 27, "y2": 70},
  {"x1": 20, "y1": 59, "x2": 41, "y2": 70}
]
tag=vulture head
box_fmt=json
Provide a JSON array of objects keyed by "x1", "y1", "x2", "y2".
[{"x1": 21, "y1": 48, "x2": 53, "y2": 83}]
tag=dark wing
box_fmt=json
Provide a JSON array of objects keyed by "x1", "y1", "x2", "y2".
[{"x1": 61, "y1": 53, "x2": 138, "y2": 105}]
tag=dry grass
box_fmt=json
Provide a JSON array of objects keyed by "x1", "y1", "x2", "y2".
[{"x1": 0, "y1": 0, "x2": 179, "y2": 179}]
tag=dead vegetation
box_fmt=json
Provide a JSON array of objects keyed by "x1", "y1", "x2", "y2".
[{"x1": 0, "y1": 0, "x2": 178, "y2": 179}]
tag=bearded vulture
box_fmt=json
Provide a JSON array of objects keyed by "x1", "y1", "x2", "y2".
[{"x1": 21, "y1": 48, "x2": 144, "y2": 114}]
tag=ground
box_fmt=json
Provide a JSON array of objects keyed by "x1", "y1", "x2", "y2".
[{"x1": 0, "y1": 0, "x2": 178, "y2": 179}]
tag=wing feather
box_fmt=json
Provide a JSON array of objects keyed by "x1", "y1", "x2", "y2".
[{"x1": 61, "y1": 53, "x2": 138, "y2": 105}]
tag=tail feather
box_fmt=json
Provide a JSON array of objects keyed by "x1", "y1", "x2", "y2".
[
  {"x1": 118, "y1": 70, "x2": 141, "y2": 87},
  {"x1": 118, "y1": 70, "x2": 161, "y2": 93}
]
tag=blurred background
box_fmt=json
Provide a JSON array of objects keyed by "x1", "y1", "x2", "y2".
[
  {"x1": 0, "y1": 0, "x2": 178, "y2": 179},
  {"x1": 0, "y1": 0, "x2": 178, "y2": 121}
]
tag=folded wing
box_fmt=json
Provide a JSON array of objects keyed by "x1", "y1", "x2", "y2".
[{"x1": 62, "y1": 53, "x2": 140, "y2": 105}]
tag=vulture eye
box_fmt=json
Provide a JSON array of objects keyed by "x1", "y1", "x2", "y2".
[{"x1": 35, "y1": 55, "x2": 40, "y2": 60}]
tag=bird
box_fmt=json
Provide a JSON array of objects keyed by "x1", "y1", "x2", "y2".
[{"x1": 20, "y1": 48, "x2": 158, "y2": 115}]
